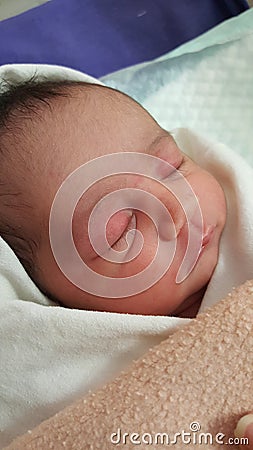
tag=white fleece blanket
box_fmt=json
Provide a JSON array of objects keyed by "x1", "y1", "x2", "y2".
[{"x1": 0, "y1": 64, "x2": 253, "y2": 448}]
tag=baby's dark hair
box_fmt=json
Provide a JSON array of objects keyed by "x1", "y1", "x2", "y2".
[{"x1": 0, "y1": 76, "x2": 96, "y2": 285}]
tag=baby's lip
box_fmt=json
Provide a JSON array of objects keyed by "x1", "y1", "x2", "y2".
[{"x1": 201, "y1": 225, "x2": 216, "y2": 248}]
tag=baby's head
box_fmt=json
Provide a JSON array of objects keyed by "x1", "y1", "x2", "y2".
[{"x1": 0, "y1": 78, "x2": 226, "y2": 316}]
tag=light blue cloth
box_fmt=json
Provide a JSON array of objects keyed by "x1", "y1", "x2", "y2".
[{"x1": 101, "y1": 9, "x2": 253, "y2": 166}]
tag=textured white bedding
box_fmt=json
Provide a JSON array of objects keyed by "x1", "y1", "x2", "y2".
[{"x1": 102, "y1": 8, "x2": 253, "y2": 167}]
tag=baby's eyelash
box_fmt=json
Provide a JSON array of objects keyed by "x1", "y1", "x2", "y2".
[
  {"x1": 159, "y1": 156, "x2": 187, "y2": 183},
  {"x1": 177, "y1": 156, "x2": 188, "y2": 175},
  {"x1": 171, "y1": 156, "x2": 188, "y2": 177}
]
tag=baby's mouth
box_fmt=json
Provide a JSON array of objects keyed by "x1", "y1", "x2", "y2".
[
  {"x1": 200, "y1": 224, "x2": 216, "y2": 251},
  {"x1": 174, "y1": 219, "x2": 217, "y2": 283}
]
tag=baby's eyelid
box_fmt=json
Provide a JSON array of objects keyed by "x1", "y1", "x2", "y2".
[{"x1": 151, "y1": 134, "x2": 183, "y2": 176}]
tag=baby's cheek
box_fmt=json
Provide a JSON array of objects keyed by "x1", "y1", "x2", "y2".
[
  {"x1": 92, "y1": 207, "x2": 185, "y2": 280},
  {"x1": 187, "y1": 165, "x2": 226, "y2": 226}
]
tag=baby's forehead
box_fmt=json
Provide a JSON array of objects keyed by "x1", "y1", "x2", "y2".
[
  {"x1": 35, "y1": 85, "x2": 155, "y2": 159},
  {"x1": 4, "y1": 82, "x2": 159, "y2": 214}
]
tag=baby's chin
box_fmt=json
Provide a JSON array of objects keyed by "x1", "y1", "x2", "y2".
[{"x1": 172, "y1": 285, "x2": 207, "y2": 318}]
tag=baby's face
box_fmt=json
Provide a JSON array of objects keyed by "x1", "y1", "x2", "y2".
[{"x1": 25, "y1": 85, "x2": 226, "y2": 316}]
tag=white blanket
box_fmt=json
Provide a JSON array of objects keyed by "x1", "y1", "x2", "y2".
[{"x1": 0, "y1": 64, "x2": 253, "y2": 448}]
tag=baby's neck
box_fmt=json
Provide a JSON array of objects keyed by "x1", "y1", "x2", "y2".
[{"x1": 173, "y1": 286, "x2": 207, "y2": 318}]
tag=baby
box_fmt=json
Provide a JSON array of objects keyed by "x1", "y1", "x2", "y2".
[{"x1": 0, "y1": 78, "x2": 226, "y2": 318}]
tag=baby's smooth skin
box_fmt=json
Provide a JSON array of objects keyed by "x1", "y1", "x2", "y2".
[{"x1": 1, "y1": 82, "x2": 226, "y2": 317}]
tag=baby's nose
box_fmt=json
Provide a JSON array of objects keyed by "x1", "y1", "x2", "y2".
[
  {"x1": 134, "y1": 174, "x2": 187, "y2": 242},
  {"x1": 158, "y1": 209, "x2": 185, "y2": 241}
]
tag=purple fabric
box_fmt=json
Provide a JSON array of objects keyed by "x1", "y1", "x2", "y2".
[{"x1": 0, "y1": 0, "x2": 249, "y2": 78}]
